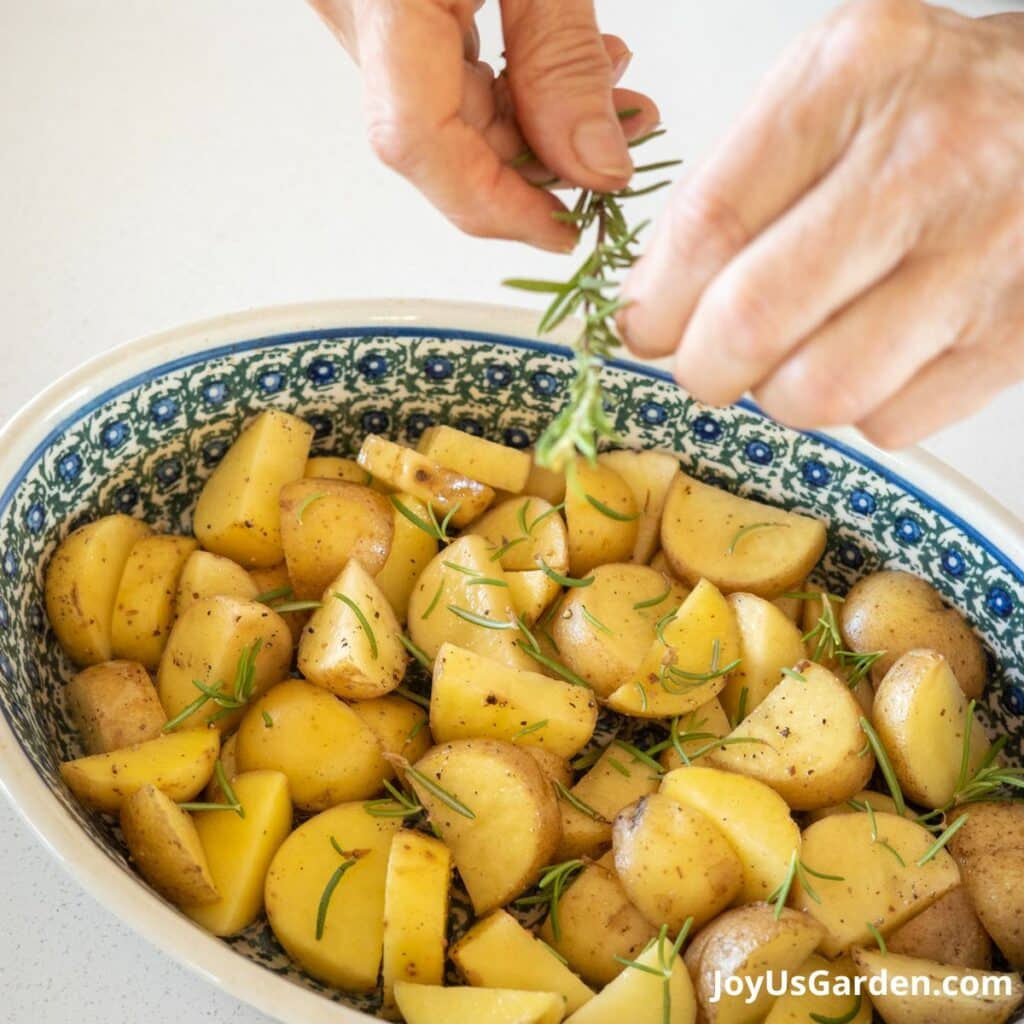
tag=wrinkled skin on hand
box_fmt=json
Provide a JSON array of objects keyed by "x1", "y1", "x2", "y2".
[{"x1": 621, "y1": 0, "x2": 1024, "y2": 447}]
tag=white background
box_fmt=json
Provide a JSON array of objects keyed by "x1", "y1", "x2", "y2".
[{"x1": 0, "y1": 2, "x2": 1021, "y2": 1022}]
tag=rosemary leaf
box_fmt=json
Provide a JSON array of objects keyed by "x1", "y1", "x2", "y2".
[{"x1": 334, "y1": 593, "x2": 378, "y2": 660}]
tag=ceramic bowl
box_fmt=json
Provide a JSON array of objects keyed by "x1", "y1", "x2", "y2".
[{"x1": 0, "y1": 299, "x2": 1020, "y2": 1024}]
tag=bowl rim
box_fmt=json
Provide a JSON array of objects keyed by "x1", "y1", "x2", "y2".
[{"x1": 0, "y1": 297, "x2": 1021, "y2": 1024}]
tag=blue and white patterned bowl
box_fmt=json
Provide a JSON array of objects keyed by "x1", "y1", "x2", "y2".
[{"x1": 0, "y1": 300, "x2": 1021, "y2": 1024}]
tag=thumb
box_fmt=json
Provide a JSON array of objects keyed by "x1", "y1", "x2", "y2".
[{"x1": 501, "y1": 0, "x2": 633, "y2": 191}]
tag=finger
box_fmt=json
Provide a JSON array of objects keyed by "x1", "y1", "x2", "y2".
[
  {"x1": 620, "y1": 0, "x2": 931, "y2": 357},
  {"x1": 502, "y1": 0, "x2": 634, "y2": 190},
  {"x1": 356, "y1": 0, "x2": 576, "y2": 251}
]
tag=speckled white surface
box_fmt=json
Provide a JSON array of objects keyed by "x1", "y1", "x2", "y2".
[{"x1": 0, "y1": 1, "x2": 1021, "y2": 1022}]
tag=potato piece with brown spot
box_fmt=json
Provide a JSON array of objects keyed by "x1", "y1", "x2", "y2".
[{"x1": 66, "y1": 660, "x2": 167, "y2": 754}]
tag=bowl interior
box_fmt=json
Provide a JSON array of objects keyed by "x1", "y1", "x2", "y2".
[{"x1": 0, "y1": 321, "x2": 1021, "y2": 1017}]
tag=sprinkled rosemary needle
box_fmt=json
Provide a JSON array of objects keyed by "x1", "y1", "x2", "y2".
[{"x1": 334, "y1": 593, "x2": 377, "y2": 659}]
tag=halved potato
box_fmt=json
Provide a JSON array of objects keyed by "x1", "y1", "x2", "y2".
[
  {"x1": 264, "y1": 801, "x2": 401, "y2": 989},
  {"x1": 762, "y1": 954, "x2": 872, "y2": 1024},
  {"x1": 350, "y1": 694, "x2": 432, "y2": 770},
  {"x1": 430, "y1": 643, "x2": 598, "y2": 758},
  {"x1": 417, "y1": 425, "x2": 532, "y2": 493},
  {"x1": 59, "y1": 727, "x2": 219, "y2": 813},
  {"x1": 657, "y1": 698, "x2": 732, "y2": 772},
  {"x1": 175, "y1": 549, "x2": 259, "y2": 614},
  {"x1": 279, "y1": 478, "x2": 394, "y2": 599},
  {"x1": 564, "y1": 458, "x2": 639, "y2": 577},
  {"x1": 470, "y1": 495, "x2": 569, "y2": 573},
  {"x1": 888, "y1": 887, "x2": 993, "y2": 969},
  {"x1": 193, "y1": 409, "x2": 314, "y2": 568},
  {"x1": 66, "y1": 660, "x2": 167, "y2": 754},
  {"x1": 394, "y1": 984, "x2": 565, "y2": 1024},
  {"x1": 660, "y1": 472, "x2": 827, "y2": 599},
  {"x1": 45, "y1": 514, "x2": 154, "y2": 666},
  {"x1": 374, "y1": 492, "x2": 439, "y2": 622},
  {"x1": 297, "y1": 560, "x2": 407, "y2": 700}
]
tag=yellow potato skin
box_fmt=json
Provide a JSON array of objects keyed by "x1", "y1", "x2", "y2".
[
  {"x1": 417, "y1": 425, "x2": 532, "y2": 494},
  {"x1": 59, "y1": 727, "x2": 219, "y2": 813},
  {"x1": 265, "y1": 801, "x2": 401, "y2": 990},
  {"x1": 564, "y1": 458, "x2": 639, "y2": 577},
  {"x1": 374, "y1": 492, "x2": 439, "y2": 623},
  {"x1": 596, "y1": 450, "x2": 680, "y2": 565},
  {"x1": 45, "y1": 514, "x2": 154, "y2": 666},
  {"x1": 394, "y1": 984, "x2": 566, "y2": 1024},
  {"x1": 887, "y1": 887, "x2": 993, "y2": 969},
  {"x1": 175, "y1": 550, "x2": 258, "y2": 615},
  {"x1": 120, "y1": 784, "x2": 218, "y2": 906},
  {"x1": 469, "y1": 495, "x2": 569, "y2": 573},
  {"x1": 193, "y1": 409, "x2": 314, "y2": 568},
  {"x1": 111, "y1": 534, "x2": 199, "y2": 669},
  {"x1": 66, "y1": 660, "x2": 166, "y2": 754}
]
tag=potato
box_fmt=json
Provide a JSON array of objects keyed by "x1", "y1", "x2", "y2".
[
  {"x1": 120, "y1": 784, "x2": 218, "y2": 905},
  {"x1": 762, "y1": 954, "x2": 872, "y2": 1024},
  {"x1": 194, "y1": 409, "x2": 313, "y2": 567},
  {"x1": 705, "y1": 661, "x2": 875, "y2": 810},
  {"x1": 613, "y1": 792, "x2": 743, "y2": 930},
  {"x1": 507, "y1": 569, "x2": 562, "y2": 624},
  {"x1": 278, "y1": 478, "x2": 394, "y2": 600},
  {"x1": 407, "y1": 535, "x2": 535, "y2": 671},
  {"x1": 556, "y1": 743, "x2": 661, "y2": 861},
  {"x1": 719, "y1": 593, "x2": 806, "y2": 720},
  {"x1": 852, "y1": 948, "x2": 1024, "y2": 1024},
  {"x1": 430, "y1": 643, "x2": 598, "y2": 758},
  {"x1": 806, "y1": 788, "x2": 900, "y2": 823},
  {"x1": 408, "y1": 739, "x2": 560, "y2": 914},
  {"x1": 772, "y1": 587, "x2": 804, "y2": 624},
  {"x1": 657, "y1": 698, "x2": 732, "y2": 772},
  {"x1": 451, "y1": 909, "x2": 595, "y2": 1013},
  {"x1": 872, "y1": 649, "x2": 990, "y2": 809},
  {"x1": 157, "y1": 595, "x2": 292, "y2": 732},
  {"x1": 66, "y1": 660, "x2": 166, "y2": 754},
  {"x1": 175, "y1": 550, "x2": 259, "y2": 614},
  {"x1": 350, "y1": 694, "x2": 432, "y2": 770},
  {"x1": 264, "y1": 801, "x2": 400, "y2": 989},
  {"x1": 45, "y1": 514, "x2": 153, "y2": 666},
  {"x1": 248, "y1": 562, "x2": 309, "y2": 643},
  {"x1": 564, "y1": 458, "x2": 639, "y2": 577},
  {"x1": 394, "y1": 984, "x2": 565, "y2": 1024},
  {"x1": 660, "y1": 473, "x2": 827, "y2": 599},
  {"x1": 305, "y1": 455, "x2": 371, "y2": 485},
  {"x1": 524, "y1": 452, "x2": 566, "y2": 506},
  {"x1": 381, "y1": 831, "x2": 452, "y2": 1019},
  {"x1": 297, "y1": 560, "x2": 407, "y2": 700},
  {"x1": 948, "y1": 802, "x2": 1024, "y2": 864},
  {"x1": 553, "y1": 564, "x2": 688, "y2": 698},
  {"x1": 59, "y1": 727, "x2": 218, "y2": 813},
  {"x1": 564, "y1": 931, "x2": 696, "y2": 1024},
  {"x1": 888, "y1": 887, "x2": 993, "y2": 969},
  {"x1": 358, "y1": 434, "x2": 494, "y2": 527},
  {"x1": 793, "y1": 811, "x2": 961, "y2": 956},
  {"x1": 605, "y1": 578, "x2": 740, "y2": 718},
  {"x1": 234, "y1": 680, "x2": 388, "y2": 811},
  {"x1": 539, "y1": 851, "x2": 655, "y2": 987},
  {"x1": 526, "y1": 746, "x2": 574, "y2": 788},
  {"x1": 841, "y1": 570, "x2": 987, "y2": 698},
  {"x1": 596, "y1": 450, "x2": 680, "y2": 565},
  {"x1": 660, "y1": 765, "x2": 801, "y2": 904},
  {"x1": 417, "y1": 425, "x2": 532, "y2": 493},
  {"x1": 374, "y1": 492, "x2": 439, "y2": 622},
  {"x1": 684, "y1": 903, "x2": 825, "y2": 1024},
  {"x1": 109, "y1": 534, "x2": 198, "y2": 668},
  {"x1": 470, "y1": 496, "x2": 569, "y2": 573}
]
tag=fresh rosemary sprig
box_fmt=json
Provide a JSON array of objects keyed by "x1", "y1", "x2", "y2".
[
  {"x1": 161, "y1": 639, "x2": 262, "y2": 732},
  {"x1": 553, "y1": 780, "x2": 608, "y2": 823},
  {"x1": 334, "y1": 593, "x2": 378, "y2": 658},
  {"x1": 421, "y1": 580, "x2": 445, "y2": 620},
  {"x1": 864, "y1": 802, "x2": 905, "y2": 866},
  {"x1": 866, "y1": 921, "x2": 888, "y2": 955},
  {"x1": 254, "y1": 585, "x2": 293, "y2": 605},
  {"x1": 633, "y1": 583, "x2": 673, "y2": 611},
  {"x1": 768, "y1": 850, "x2": 845, "y2": 919},
  {"x1": 514, "y1": 859, "x2": 585, "y2": 942},
  {"x1": 390, "y1": 495, "x2": 459, "y2": 544},
  {"x1": 179, "y1": 760, "x2": 245, "y2": 817},
  {"x1": 917, "y1": 814, "x2": 969, "y2": 866},
  {"x1": 315, "y1": 837, "x2": 366, "y2": 940},
  {"x1": 447, "y1": 605, "x2": 518, "y2": 630},
  {"x1": 363, "y1": 778, "x2": 424, "y2": 819},
  {"x1": 580, "y1": 605, "x2": 613, "y2": 635},
  {"x1": 267, "y1": 599, "x2": 324, "y2": 614},
  {"x1": 398, "y1": 633, "x2": 432, "y2": 671},
  {"x1": 859, "y1": 717, "x2": 906, "y2": 817},
  {"x1": 613, "y1": 920, "x2": 692, "y2": 1024},
  {"x1": 504, "y1": 122, "x2": 680, "y2": 470},
  {"x1": 537, "y1": 559, "x2": 593, "y2": 589},
  {"x1": 392, "y1": 756, "x2": 476, "y2": 820},
  {"x1": 395, "y1": 685, "x2": 431, "y2": 710},
  {"x1": 947, "y1": 701, "x2": 1024, "y2": 807}
]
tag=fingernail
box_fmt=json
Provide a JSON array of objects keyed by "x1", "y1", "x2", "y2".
[
  {"x1": 572, "y1": 117, "x2": 633, "y2": 178},
  {"x1": 611, "y1": 50, "x2": 633, "y2": 83}
]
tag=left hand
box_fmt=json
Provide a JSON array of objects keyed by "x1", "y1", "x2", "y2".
[{"x1": 620, "y1": 0, "x2": 1024, "y2": 447}]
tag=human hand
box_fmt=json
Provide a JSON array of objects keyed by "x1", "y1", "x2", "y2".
[
  {"x1": 309, "y1": 0, "x2": 658, "y2": 252},
  {"x1": 621, "y1": 0, "x2": 1024, "y2": 447}
]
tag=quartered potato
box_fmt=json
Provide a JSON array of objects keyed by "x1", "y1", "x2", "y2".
[
  {"x1": 417, "y1": 425, "x2": 532, "y2": 494},
  {"x1": 888, "y1": 887, "x2": 993, "y2": 969},
  {"x1": 175, "y1": 549, "x2": 259, "y2": 614},
  {"x1": 596, "y1": 450, "x2": 680, "y2": 564},
  {"x1": 66, "y1": 660, "x2": 167, "y2": 754},
  {"x1": 374, "y1": 492, "x2": 439, "y2": 623},
  {"x1": 564, "y1": 458, "x2": 639, "y2": 577},
  {"x1": 394, "y1": 984, "x2": 566, "y2": 1024}
]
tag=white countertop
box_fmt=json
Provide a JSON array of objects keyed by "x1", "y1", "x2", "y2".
[{"x1": 1, "y1": 2, "x2": 1021, "y2": 1022}]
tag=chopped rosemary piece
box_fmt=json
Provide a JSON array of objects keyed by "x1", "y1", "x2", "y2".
[
  {"x1": 442, "y1": 560, "x2": 481, "y2": 577},
  {"x1": 726, "y1": 521, "x2": 788, "y2": 554},
  {"x1": 528, "y1": 859, "x2": 586, "y2": 942},
  {"x1": 553, "y1": 780, "x2": 608, "y2": 823},
  {"x1": 537, "y1": 559, "x2": 594, "y2": 589},
  {"x1": 866, "y1": 921, "x2": 887, "y2": 955},
  {"x1": 768, "y1": 851, "x2": 844, "y2": 919},
  {"x1": 515, "y1": 640, "x2": 593, "y2": 689},
  {"x1": 161, "y1": 639, "x2": 262, "y2": 732},
  {"x1": 580, "y1": 605, "x2": 612, "y2": 635},
  {"x1": 513, "y1": 720, "x2": 549, "y2": 741},
  {"x1": 538, "y1": 939, "x2": 570, "y2": 966},
  {"x1": 613, "y1": 920, "x2": 692, "y2": 1024},
  {"x1": 466, "y1": 576, "x2": 510, "y2": 588},
  {"x1": 254, "y1": 585, "x2": 293, "y2": 604},
  {"x1": 421, "y1": 579, "x2": 445, "y2": 619},
  {"x1": 803, "y1": 591, "x2": 844, "y2": 663},
  {"x1": 633, "y1": 583, "x2": 672, "y2": 610},
  {"x1": 405, "y1": 717, "x2": 428, "y2": 743},
  {"x1": 334, "y1": 593, "x2": 377, "y2": 659},
  {"x1": 781, "y1": 667, "x2": 807, "y2": 682},
  {"x1": 294, "y1": 491, "x2": 327, "y2": 523},
  {"x1": 810, "y1": 995, "x2": 864, "y2": 1024},
  {"x1": 859, "y1": 717, "x2": 906, "y2": 817},
  {"x1": 395, "y1": 685, "x2": 431, "y2": 710},
  {"x1": 865, "y1": 803, "x2": 905, "y2": 866},
  {"x1": 917, "y1": 814, "x2": 969, "y2": 866},
  {"x1": 528, "y1": 502, "x2": 565, "y2": 532},
  {"x1": 181, "y1": 760, "x2": 244, "y2": 818},
  {"x1": 364, "y1": 778, "x2": 424, "y2": 819},
  {"x1": 584, "y1": 493, "x2": 640, "y2": 522},
  {"x1": 949, "y1": 702, "x2": 1024, "y2": 806},
  {"x1": 398, "y1": 758, "x2": 476, "y2": 820},
  {"x1": 613, "y1": 740, "x2": 664, "y2": 774},
  {"x1": 607, "y1": 756, "x2": 631, "y2": 777},
  {"x1": 782, "y1": 590, "x2": 847, "y2": 602},
  {"x1": 635, "y1": 682, "x2": 649, "y2": 712},
  {"x1": 262, "y1": 710, "x2": 273, "y2": 728},
  {"x1": 390, "y1": 494, "x2": 453, "y2": 543},
  {"x1": 267, "y1": 599, "x2": 323, "y2": 614},
  {"x1": 447, "y1": 605, "x2": 518, "y2": 630},
  {"x1": 315, "y1": 838, "x2": 365, "y2": 940},
  {"x1": 398, "y1": 633, "x2": 432, "y2": 670},
  {"x1": 490, "y1": 536, "x2": 528, "y2": 562}
]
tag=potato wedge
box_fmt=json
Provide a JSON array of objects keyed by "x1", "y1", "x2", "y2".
[
  {"x1": 605, "y1": 578, "x2": 740, "y2": 718},
  {"x1": 762, "y1": 954, "x2": 871, "y2": 1024},
  {"x1": 553, "y1": 564, "x2": 688, "y2": 698},
  {"x1": 705, "y1": 661, "x2": 875, "y2": 810},
  {"x1": 614, "y1": 792, "x2": 743, "y2": 930},
  {"x1": 657, "y1": 698, "x2": 732, "y2": 772},
  {"x1": 430, "y1": 643, "x2": 598, "y2": 758},
  {"x1": 111, "y1": 534, "x2": 199, "y2": 668},
  {"x1": 175, "y1": 550, "x2": 259, "y2": 614},
  {"x1": 660, "y1": 472, "x2": 827, "y2": 599},
  {"x1": 264, "y1": 801, "x2": 400, "y2": 989},
  {"x1": 417, "y1": 425, "x2": 532, "y2": 493},
  {"x1": 305, "y1": 455, "x2": 372, "y2": 484},
  {"x1": 381, "y1": 831, "x2": 452, "y2": 1019},
  {"x1": 350, "y1": 694, "x2": 432, "y2": 770},
  {"x1": 872, "y1": 649, "x2": 990, "y2": 809},
  {"x1": 841, "y1": 570, "x2": 987, "y2": 698},
  {"x1": 888, "y1": 887, "x2": 992, "y2": 969},
  {"x1": 279, "y1": 478, "x2": 394, "y2": 599},
  {"x1": 45, "y1": 514, "x2": 154, "y2": 666},
  {"x1": 157, "y1": 595, "x2": 292, "y2": 732},
  {"x1": 358, "y1": 434, "x2": 494, "y2": 527},
  {"x1": 470, "y1": 495, "x2": 569, "y2": 572},
  {"x1": 394, "y1": 984, "x2": 565, "y2": 1024},
  {"x1": 719, "y1": 592, "x2": 806, "y2": 720},
  {"x1": 660, "y1": 765, "x2": 801, "y2": 904},
  {"x1": 408, "y1": 739, "x2": 560, "y2": 913},
  {"x1": 852, "y1": 948, "x2": 1024, "y2": 1024},
  {"x1": 297, "y1": 560, "x2": 407, "y2": 700},
  {"x1": 564, "y1": 458, "x2": 639, "y2": 577},
  {"x1": 120, "y1": 783, "x2": 218, "y2": 906},
  {"x1": 66, "y1": 660, "x2": 166, "y2": 753},
  {"x1": 193, "y1": 409, "x2": 314, "y2": 567},
  {"x1": 374, "y1": 492, "x2": 439, "y2": 622},
  {"x1": 59, "y1": 727, "x2": 218, "y2": 813},
  {"x1": 794, "y1": 811, "x2": 961, "y2": 956},
  {"x1": 452, "y1": 909, "x2": 594, "y2": 1013}
]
